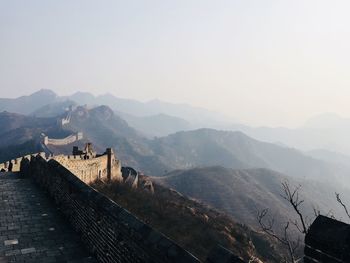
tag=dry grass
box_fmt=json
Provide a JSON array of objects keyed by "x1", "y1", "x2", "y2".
[{"x1": 91, "y1": 178, "x2": 283, "y2": 262}]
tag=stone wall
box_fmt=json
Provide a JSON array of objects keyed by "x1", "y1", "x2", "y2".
[
  {"x1": 206, "y1": 245, "x2": 245, "y2": 263},
  {"x1": 0, "y1": 147, "x2": 121, "y2": 183},
  {"x1": 21, "y1": 155, "x2": 200, "y2": 263},
  {"x1": 52, "y1": 150, "x2": 122, "y2": 183},
  {"x1": 60, "y1": 111, "x2": 72, "y2": 126},
  {"x1": 304, "y1": 215, "x2": 350, "y2": 262},
  {"x1": 0, "y1": 152, "x2": 45, "y2": 172},
  {"x1": 44, "y1": 132, "x2": 83, "y2": 146}
]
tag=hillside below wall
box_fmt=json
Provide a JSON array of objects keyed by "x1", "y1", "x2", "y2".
[{"x1": 21, "y1": 156, "x2": 199, "y2": 263}]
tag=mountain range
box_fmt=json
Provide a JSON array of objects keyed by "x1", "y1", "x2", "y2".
[
  {"x1": 226, "y1": 113, "x2": 350, "y2": 157},
  {"x1": 1, "y1": 102, "x2": 350, "y2": 186},
  {"x1": 2, "y1": 89, "x2": 230, "y2": 130},
  {"x1": 3, "y1": 89, "x2": 350, "y2": 159},
  {"x1": 153, "y1": 166, "x2": 350, "y2": 231},
  {"x1": 1, "y1": 90, "x2": 350, "y2": 253}
]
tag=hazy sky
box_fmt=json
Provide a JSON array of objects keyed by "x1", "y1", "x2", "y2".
[{"x1": 1, "y1": 0, "x2": 350, "y2": 127}]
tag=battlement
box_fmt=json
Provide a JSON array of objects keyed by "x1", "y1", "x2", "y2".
[
  {"x1": 0, "y1": 152, "x2": 45, "y2": 172},
  {"x1": 0, "y1": 143, "x2": 122, "y2": 184},
  {"x1": 51, "y1": 148, "x2": 122, "y2": 183}
]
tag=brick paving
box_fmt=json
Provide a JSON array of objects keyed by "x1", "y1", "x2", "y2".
[{"x1": 0, "y1": 173, "x2": 97, "y2": 263}]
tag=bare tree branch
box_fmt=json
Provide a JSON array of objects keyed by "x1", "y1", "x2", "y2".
[
  {"x1": 335, "y1": 192, "x2": 350, "y2": 220},
  {"x1": 257, "y1": 209, "x2": 299, "y2": 263},
  {"x1": 312, "y1": 205, "x2": 320, "y2": 218},
  {"x1": 280, "y1": 182, "x2": 309, "y2": 234},
  {"x1": 256, "y1": 181, "x2": 315, "y2": 262}
]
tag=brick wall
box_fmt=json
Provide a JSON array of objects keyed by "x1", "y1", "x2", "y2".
[
  {"x1": 0, "y1": 148, "x2": 121, "y2": 183},
  {"x1": 304, "y1": 215, "x2": 350, "y2": 263},
  {"x1": 52, "y1": 153, "x2": 122, "y2": 183},
  {"x1": 21, "y1": 155, "x2": 200, "y2": 263},
  {"x1": 0, "y1": 152, "x2": 45, "y2": 172},
  {"x1": 44, "y1": 132, "x2": 83, "y2": 146}
]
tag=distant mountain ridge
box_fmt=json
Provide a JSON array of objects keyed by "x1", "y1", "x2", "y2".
[
  {"x1": 31, "y1": 100, "x2": 77, "y2": 118},
  {"x1": 4, "y1": 90, "x2": 350, "y2": 157},
  {"x1": 0, "y1": 89, "x2": 58, "y2": 114},
  {"x1": 0, "y1": 89, "x2": 230, "y2": 125},
  {"x1": 225, "y1": 113, "x2": 350, "y2": 156},
  {"x1": 2, "y1": 103, "x2": 350, "y2": 258},
  {"x1": 153, "y1": 166, "x2": 350, "y2": 231},
  {"x1": 116, "y1": 112, "x2": 192, "y2": 137},
  {"x1": 54, "y1": 108, "x2": 350, "y2": 188},
  {"x1": 148, "y1": 129, "x2": 350, "y2": 186},
  {"x1": 305, "y1": 149, "x2": 350, "y2": 167},
  {"x1": 2, "y1": 105, "x2": 350, "y2": 188},
  {"x1": 0, "y1": 89, "x2": 235, "y2": 137}
]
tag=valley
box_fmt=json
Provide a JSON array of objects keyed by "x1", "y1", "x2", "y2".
[{"x1": 1, "y1": 90, "x2": 350, "y2": 262}]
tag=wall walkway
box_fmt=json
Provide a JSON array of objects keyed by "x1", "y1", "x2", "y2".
[
  {"x1": 20, "y1": 156, "x2": 200, "y2": 263},
  {"x1": 0, "y1": 172, "x2": 97, "y2": 263}
]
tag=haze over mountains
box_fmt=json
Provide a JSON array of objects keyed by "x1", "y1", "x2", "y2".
[
  {"x1": 154, "y1": 166, "x2": 350, "y2": 230},
  {"x1": 2, "y1": 90, "x2": 350, "y2": 184},
  {"x1": 229, "y1": 114, "x2": 350, "y2": 158},
  {"x1": 2, "y1": 96, "x2": 349, "y2": 185},
  {"x1": 1, "y1": 89, "x2": 350, "y2": 246},
  {"x1": 2, "y1": 89, "x2": 350, "y2": 159},
  {"x1": 4, "y1": 89, "x2": 230, "y2": 129},
  {"x1": 4, "y1": 1, "x2": 350, "y2": 260}
]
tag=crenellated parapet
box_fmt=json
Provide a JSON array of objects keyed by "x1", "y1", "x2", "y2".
[
  {"x1": 0, "y1": 143, "x2": 122, "y2": 184},
  {"x1": 0, "y1": 152, "x2": 45, "y2": 172},
  {"x1": 51, "y1": 146, "x2": 122, "y2": 183}
]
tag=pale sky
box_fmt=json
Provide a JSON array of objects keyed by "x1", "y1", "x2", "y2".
[{"x1": 1, "y1": 0, "x2": 350, "y2": 127}]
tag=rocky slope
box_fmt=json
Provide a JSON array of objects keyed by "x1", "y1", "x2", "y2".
[
  {"x1": 92, "y1": 178, "x2": 284, "y2": 262},
  {"x1": 153, "y1": 166, "x2": 350, "y2": 233}
]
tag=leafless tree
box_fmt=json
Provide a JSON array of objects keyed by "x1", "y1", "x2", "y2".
[
  {"x1": 335, "y1": 192, "x2": 350, "y2": 221},
  {"x1": 312, "y1": 205, "x2": 335, "y2": 220},
  {"x1": 280, "y1": 182, "x2": 309, "y2": 235},
  {"x1": 257, "y1": 208, "x2": 300, "y2": 263},
  {"x1": 257, "y1": 182, "x2": 350, "y2": 262},
  {"x1": 257, "y1": 181, "x2": 310, "y2": 263}
]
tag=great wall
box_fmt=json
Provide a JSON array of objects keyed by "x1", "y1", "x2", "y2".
[
  {"x1": 0, "y1": 143, "x2": 242, "y2": 263},
  {"x1": 0, "y1": 143, "x2": 349, "y2": 262},
  {"x1": 42, "y1": 108, "x2": 83, "y2": 147},
  {"x1": 43, "y1": 132, "x2": 83, "y2": 146}
]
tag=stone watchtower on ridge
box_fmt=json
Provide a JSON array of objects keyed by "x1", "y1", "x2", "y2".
[
  {"x1": 52, "y1": 143, "x2": 122, "y2": 183},
  {"x1": 73, "y1": 142, "x2": 96, "y2": 159}
]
